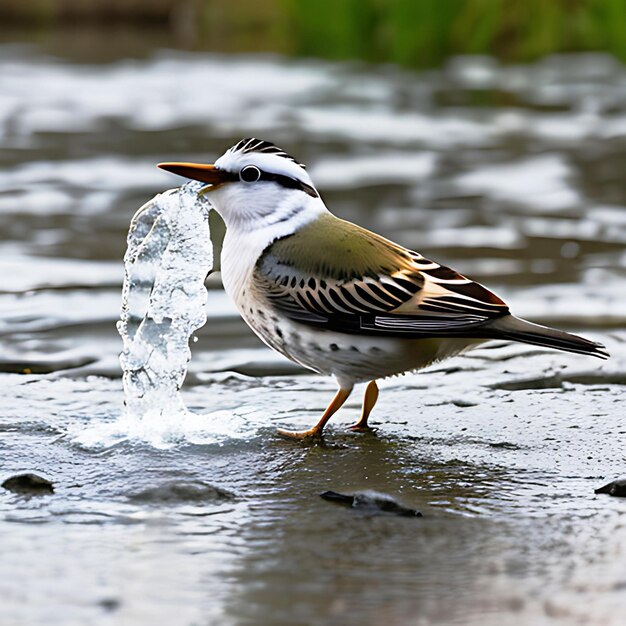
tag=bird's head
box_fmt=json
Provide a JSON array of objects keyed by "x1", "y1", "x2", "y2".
[{"x1": 158, "y1": 138, "x2": 321, "y2": 230}]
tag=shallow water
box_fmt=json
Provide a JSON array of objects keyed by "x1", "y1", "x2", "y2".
[{"x1": 1, "y1": 46, "x2": 625, "y2": 626}]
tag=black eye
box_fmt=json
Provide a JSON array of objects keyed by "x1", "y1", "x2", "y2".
[{"x1": 239, "y1": 165, "x2": 261, "y2": 183}]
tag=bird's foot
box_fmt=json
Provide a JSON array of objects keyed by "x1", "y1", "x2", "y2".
[
  {"x1": 347, "y1": 422, "x2": 373, "y2": 433},
  {"x1": 276, "y1": 427, "x2": 324, "y2": 441}
]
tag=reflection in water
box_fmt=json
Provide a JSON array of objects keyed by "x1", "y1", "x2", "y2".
[
  {"x1": 0, "y1": 46, "x2": 625, "y2": 626},
  {"x1": 220, "y1": 428, "x2": 623, "y2": 626},
  {"x1": 224, "y1": 437, "x2": 492, "y2": 626}
]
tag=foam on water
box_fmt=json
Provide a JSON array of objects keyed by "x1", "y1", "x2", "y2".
[{"x1": 75, "y1": 405, "x2": 263, "y2": 450}]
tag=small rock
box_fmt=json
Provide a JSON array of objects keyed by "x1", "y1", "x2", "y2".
[
  {"x1": 2, "y1": 473, "x2": 54, "y2": 495},
  {"x1": 320, "y1": 490, "x2": 422, "y2": 517},
  {"x1": 127, "y1": 480, "x2": 235, "y2": 504},
  {"x1": 450, "y1": 398, "x2": 478, "y2": 407},
  {"x1": 595, "y1": 479, "x2": 626, "y2": 497},
  {"x1": 489, "y1": 441, "x2": 521, "y2": 450}
]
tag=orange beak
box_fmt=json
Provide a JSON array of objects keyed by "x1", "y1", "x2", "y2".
[{"x1": 157, "y1": 162, "x2": 236, "y2": 186}]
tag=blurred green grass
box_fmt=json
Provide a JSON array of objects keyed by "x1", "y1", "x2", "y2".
[{"x1": 2, "y1": 0, "x2": 626, "y2": 66}]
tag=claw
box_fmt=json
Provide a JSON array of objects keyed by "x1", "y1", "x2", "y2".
[
  {"x1": 347, "y1": 423, "x2": 374, "y2": 433},
  {"x1": 276, "y1": 427, "x2": 323, "y2": 440}
]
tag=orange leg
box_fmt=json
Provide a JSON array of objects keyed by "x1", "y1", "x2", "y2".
[
  {"x1": 348, "y1": 380, "x2": 379, "y2": 431},
  {"x1": 277, "y1": 385, "x2": 353, "y2": 440}
]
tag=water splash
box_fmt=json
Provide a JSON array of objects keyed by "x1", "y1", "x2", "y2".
[
  {"x1": 117, "y1": 182, "x2": 213, "y2": 418},
  {"x1": 74, "y1": 183, "x2": 261, "y2": 448}
]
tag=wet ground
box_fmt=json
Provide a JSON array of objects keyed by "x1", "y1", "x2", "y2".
[{"x1": 1, "y1": 44, "x2": 625, "y2": 625}]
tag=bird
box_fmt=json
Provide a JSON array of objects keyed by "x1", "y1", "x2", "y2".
[{"x1": 158, "y1": 138, "x2": 609, "y2": 439}]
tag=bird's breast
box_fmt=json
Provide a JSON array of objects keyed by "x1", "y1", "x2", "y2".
[{"x1": 220, "y1": 228, "x2": 267, "y2": 306}]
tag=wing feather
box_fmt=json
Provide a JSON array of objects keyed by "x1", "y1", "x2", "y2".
[{"x1": 253, "y1": 218, "x2": 509, "y2": 338}]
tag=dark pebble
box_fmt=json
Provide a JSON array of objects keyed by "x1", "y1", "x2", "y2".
[
  {"x1": 98, "y1": 598, "x2": 121, "y2": 612},
  {"x1": 595, "y1": 479, "x2": 626, "y2": 497},
  {"x1": 320, "y1": 490, "x2": 422, "y2": 517},
  {"x1": 127, "y1": 480, "x2": 235, "y2": 504},
  {"x1": 2, "y1": 473, "x2": 54, "y2": 495}
]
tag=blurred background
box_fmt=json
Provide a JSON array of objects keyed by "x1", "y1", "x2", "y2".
[
  {"x1": 3, "y1": 0, "x2": 626, "y2": 64},
  {"x1": 1, "y1": 3, "x2": 626, "y2": 626}
]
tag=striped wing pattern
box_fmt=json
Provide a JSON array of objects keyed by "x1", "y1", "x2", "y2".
[{"x1": 254, "y1": 247, "x2": 509, "y2": 337}]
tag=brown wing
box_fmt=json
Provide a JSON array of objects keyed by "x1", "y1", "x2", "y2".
[{"x1": 254, "y1": 222, "x2": 509, "y2": 337}]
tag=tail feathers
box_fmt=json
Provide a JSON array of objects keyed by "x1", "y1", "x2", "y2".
[{"x1": 485, "y1": 315, "x2": 609, "y2": 360}]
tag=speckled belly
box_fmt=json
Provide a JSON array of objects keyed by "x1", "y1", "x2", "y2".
[{"x1": 236, "y1": 296, "x2": 482, "y2": 385}]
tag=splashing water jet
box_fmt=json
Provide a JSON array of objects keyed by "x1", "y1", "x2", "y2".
[
  {"x1": 117, "y1": 182, "x2": 213, "y2": 420},
  {"x1": 74, "y1": 183, "x2": 259, "y2": 448}
]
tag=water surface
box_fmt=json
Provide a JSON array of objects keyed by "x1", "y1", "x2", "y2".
[{"x1": 1, "y1": 47, "x2": 625, "y2": 626}]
